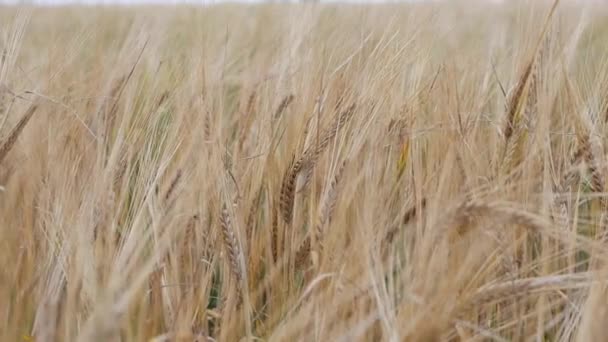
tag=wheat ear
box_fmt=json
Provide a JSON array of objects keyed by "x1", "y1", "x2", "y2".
[
  {"x1": 293, "y1": 160, "x2": 348, "y2": 271},
  {"x1": 294, "y1": 237, "x2": 311, "y2": 271},
  {"x1": 314, "y1": 160, "x2": 347, "y2": 253},
  {"x1": 279, "y1": 104, "x2": 356, "y2": 224},
  {"x1": 279, "y1": 155, "x2": 304, "y2": 224},
  {"x1": 164, "y1": 169, "x2": 182, "y2": 203},
  {"x1": 384, "y1": 198, "x2": 427, "y2": 245},
  {"x1": 0, "y1": 103, "x2": 39, "y2": 165},
  {"x1": 219, "y1": 203, "x2": 243, "y2": 297},
  {"x1": 468, "y1": 273, "x2": 593, "y2": 307},
  {"x1": 273, "y1": 94, "x2": 294, "y2": 121},
  {"x1": 301, "y1": 103, "x2": 356, "y2": 172}
]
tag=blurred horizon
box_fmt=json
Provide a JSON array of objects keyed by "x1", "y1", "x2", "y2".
[
  {"x1": 2, "y1": 0, "x2": 605, "y2": 7},
  {"x1": 0, "y1": 0, "x2": 502, "y2": 6}
]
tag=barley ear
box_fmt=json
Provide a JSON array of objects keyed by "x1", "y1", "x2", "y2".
[
  {"x1": 0, "y1": 103, "x2": 39, "y2": 165},
  {"x1": 384, "y1": 198, "x2": 427, "y2": 246},
  {"x1": 279, "y1": 155, "x2": 303, "y2": 224},
  {"x1": 296, "y1": 103, "x2": 356, "y2": 193},
  {"x1": 314, "y1": 160, "x2": 348, "y2": 253},
  {"x1": 164, "y1": 169, "x2": 183, "y2": 203},
  {"x1": 294, "y1": 237, "x2": 312, "y2": 271},
  {"x1": 273, "y1": 94, "x2": 294, "y2": 122},
  {"x1": 219, "y1": 202, "x2": 243, "y2": 298},
  {"x1": 301, "y1": 103, "x2": 356, "y2": 171}
]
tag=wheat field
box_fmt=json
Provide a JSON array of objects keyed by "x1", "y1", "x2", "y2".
[{"x1": 3, "y1": 1, "x2": 608, "y2": 341}]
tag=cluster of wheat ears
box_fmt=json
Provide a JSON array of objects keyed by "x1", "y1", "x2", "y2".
[{"x1": 4, "y1": 0, "x2": 608, "y2": 341}]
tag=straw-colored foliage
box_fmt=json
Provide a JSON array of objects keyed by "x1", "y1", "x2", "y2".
[{"x1": 3, "y1": 1, "x2": 608, "y2": 340}]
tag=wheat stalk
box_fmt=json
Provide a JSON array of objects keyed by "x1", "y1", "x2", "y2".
[{"x1": 384, "y1": 198, "x2": 427, "y2": 245}]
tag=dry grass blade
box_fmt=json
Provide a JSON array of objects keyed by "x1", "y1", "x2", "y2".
[{"x1": 32, "y1": 286, "x2": 65, "y2": 342}]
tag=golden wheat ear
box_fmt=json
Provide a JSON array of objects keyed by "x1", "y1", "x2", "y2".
[
  {"x1": 0, "y1": 103, "x2": 39, "y2": 165},
  {"x1": 273, "y1": 94, "x2": 294, "y2": 122},
  {"x1": 302, "y1": 103, "x2": 356, "y2": 170},
  {"x1": 293, "y1": 160, "x2": 348, "y2": 272},
  {"x1": 314, "y1": 159, "x2": 348, "y2": 253},
  {"x1": 500, "y1": 1, "x2": 557, "y2": 174},
  {"x1": 279, "y1": 155, "x2": 303, "y2": 224},
  {"x1": 294, "y1": 103, "x2": 357, "y2": 196},
  {"x1": 294, "y1": 237, "x2": 311, "y2": 272},
  {"x1": 279, "y1": 104, "x2": 356, "y2": 225},
  {"x1": 383, "y1": 198, "x2": 427, "y2": 250},
  {"x1": 219, "y1": 202, "x2": 244, "y2": 299}
]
